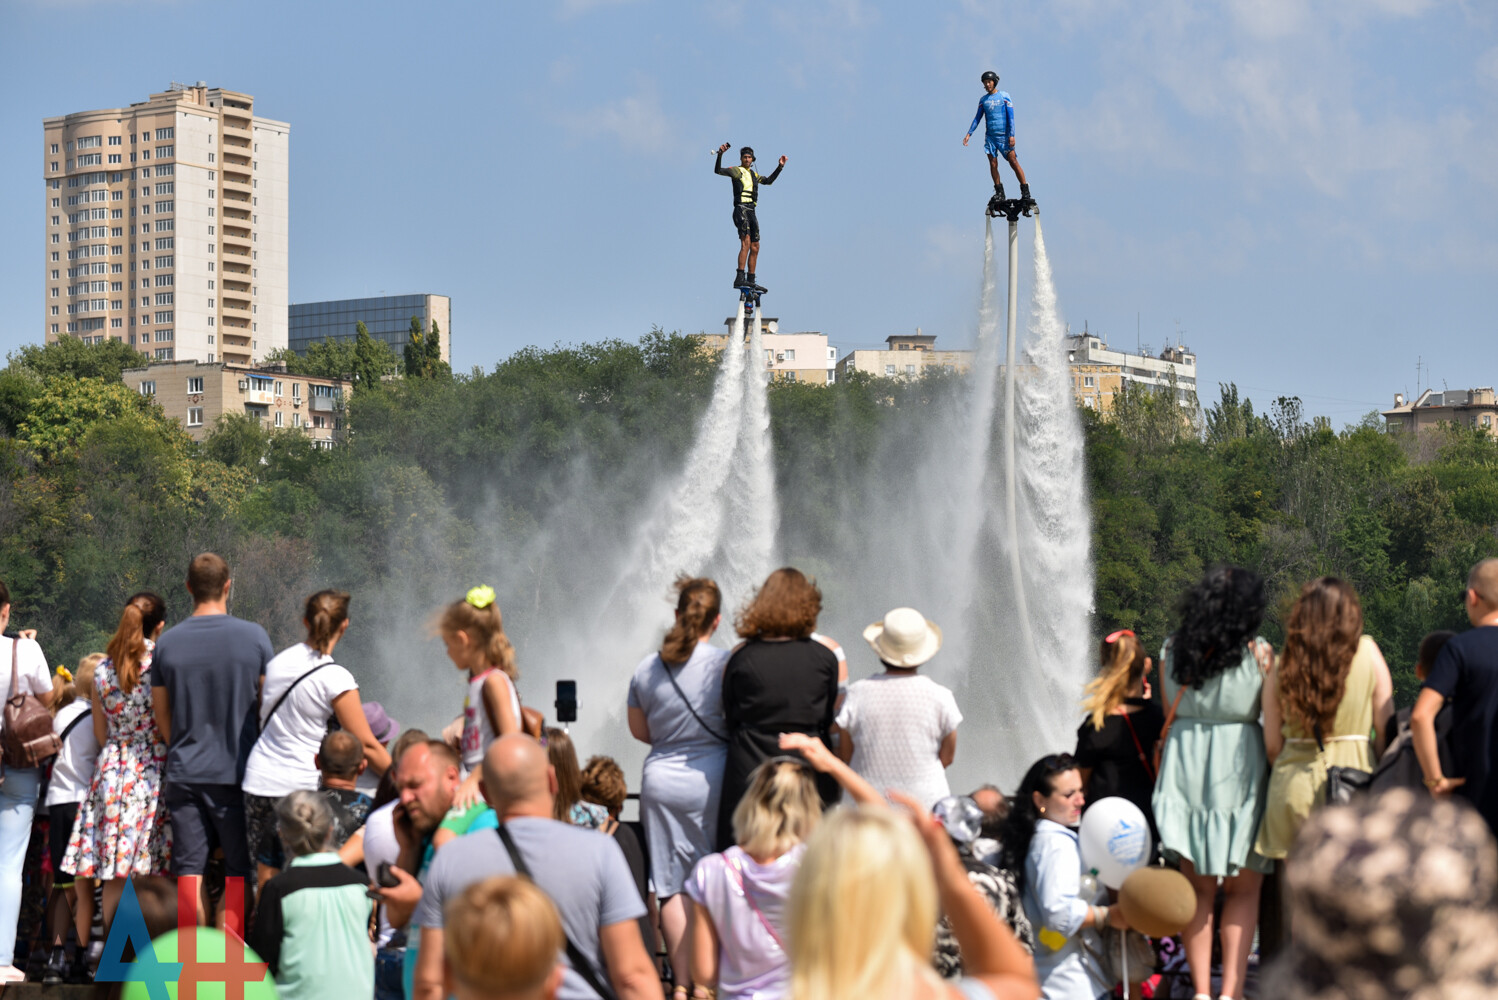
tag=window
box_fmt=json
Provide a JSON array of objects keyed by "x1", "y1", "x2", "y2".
[
  {"x1": 155, "y1": 146, "x2": 174, "y2": 159},
  {"x1": 155, "y1": 256, "x2": 173, "y2": 268},
  {"x1": 274, "y1": 411, "x2": 283, "y2": 428},
  {"x1": 156, "y1": 220, "x2": 174, "y2": 231},
  {"x1": 784, "y1": 349, "x2": 796, "y2": 361},
  {"x1": 1083, "y1": 376, "x2": 1095, "y2": 388},
  {"x1": 154, "y1": 311, "x2": 174, "y2": 324},
  {"x1": 905, "y1": 364, "x2": 916, "y2": 375},
  {"x1": 50, "y1": 143, "x2": 59, "y2": 154},
  {"x1": 108, "y1": 136, "x2": 121, "y2": 146},
  {"x1": 187, "y1": 377, "x2": 204, "y2": 394},
  {"x1": 292, "y1": 412, "x2": 301, "y2": 427},
  {"x1": 112, "y1": 281, "x2": 122, "y2": 291},
  {"x1": 138, "y1": 380, "x2": 155, "y2": 396},
  {"x1": 785, "y1": 371, "x2": 797, "y2": 382},
  {"x1": 154, "y1": 348, "x2": 173, "y2": 360},
  {"x1": 208, "y1": 354, "x2": 215, "y2": 362},
  {"x1": 156, "y1": 201, "x2": 174, "y2": 213},
  {"x1": 156, "y1": 275, "x2": 173, "y2": 286},
  {"x1": 884, "y1": 364, "x2": 895, "y2": 376},
  {"x1": 273, "y1": 381, "x2": 284, "y2": 395},
  {"x1": 156, "y1": 182, "x2": 174, "y2": 195},
  {"x1": 141, "y1": 150, "x2": 150, "y2": 160},
  {"x1": 156, "y1": 128, "x2": 174, "y2": 141},
  {"x1": 187, "y1": 407, "x2": 203, "y2": 427},
  {"x1": 108, "y1": 154, "x2": 121, "y2": 164},
  {"x1": 313, "y1": 415, "x2": 327, "y2": 429},
  {"x1": 292, "y1": 383, "x2": 302, "y2": 400},
  {"x1": 110, "y1": 318, "x2": 121, "y2": 328},
  {"x1": 155, "y1": 293, "x2": 174, "y2": 305}
]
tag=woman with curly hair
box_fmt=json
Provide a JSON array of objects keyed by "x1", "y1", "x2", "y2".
[
  {"x1": 1255, "y1": 578, "x2": 1393, "y2": 863},
  {"x1": 715, "y1": 568, "x2": 842, "y2": 851},
  {"x1": 1151, "y1": 567, "x2": 1274, "y2": 1000}
]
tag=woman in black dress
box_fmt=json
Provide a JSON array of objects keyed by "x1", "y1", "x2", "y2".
[
  {"x1": 716, "y1": 568, "x2": 842, "y2": 850},
  {"x1": 1073, "y1": 629, "x2": 1163, "y2": 845}
]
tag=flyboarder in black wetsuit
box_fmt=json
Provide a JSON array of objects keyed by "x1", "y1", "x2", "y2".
[{"x1": 715, "y1": 143, "x2": 786, "y2": 292}]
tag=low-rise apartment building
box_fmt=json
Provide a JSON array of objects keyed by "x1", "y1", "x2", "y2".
[
  {"x1": 1382, "y1": 387, "x2": 1497, "y2": 439},
  {"x1": 700, "y1": 319, "x2": 838, "y2": 384},
  {"x1": 122, "y1": 359, "x2": 347, "y2": 447},
  {"x1": 1063, "y1": 331, "x2": 1197, "y2": 413},
  {"x1": 835, "y1": 331, "x2": 975, "y2": 380}
]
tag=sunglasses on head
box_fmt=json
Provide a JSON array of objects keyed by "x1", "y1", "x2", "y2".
[{"x1": 1104, "y1": 629, "x2": 1135, "y2": 643}]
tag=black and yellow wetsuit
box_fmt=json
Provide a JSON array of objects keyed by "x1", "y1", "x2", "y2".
[{"x1": 715, "y1": 149, "x2": 783, "y2": 243}]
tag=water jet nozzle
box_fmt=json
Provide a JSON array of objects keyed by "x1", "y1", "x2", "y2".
[{"x1": 985, "y1": 196, "x2": 1037, "y2": 222}]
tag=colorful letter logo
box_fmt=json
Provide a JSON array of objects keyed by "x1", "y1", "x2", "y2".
[{"x1": 95, "y1": 878, "x2": 274, "y2": 999}]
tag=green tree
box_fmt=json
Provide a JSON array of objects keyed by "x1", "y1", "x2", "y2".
[
  {"x1": 16, "y1": 377, "x2": 162, "y2": 463},
  {"x1": 8, "y1": 337, "x2": 149, "y2": 382},
  {"x1": 403, "y1": 318, "x2": 451, "y2": 380}
]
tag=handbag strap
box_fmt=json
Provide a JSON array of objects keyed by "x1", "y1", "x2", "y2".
[
  {"x1": 8, "y1": 636, "x2": 18, "y2": 700},
  {"x1": 724, "y1": 850, "x2": 784, "y2": 948},
  {"x1": 58, "y1": 706, "x2": 92, "y2": 745},
  {"x1": 659, "y1": 655, "x2": 727, "y2": 743},
  {"x1": 1118, "y1": 709, "x2": 1154, "y2": 780},
  {"x1": 260, "y1": 660, "x2": 333, "y2": 732},
  {"x1": 495, "y1": 825, "x2": 617, "y2": 1000}
]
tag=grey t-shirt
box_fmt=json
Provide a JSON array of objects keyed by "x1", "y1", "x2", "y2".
[
  {"x1": 413, "y1": 816, "x2": 646, "y2": 1000},
  {"x1": 151, "y1": 613, "x2": 273, "y2": 784}
]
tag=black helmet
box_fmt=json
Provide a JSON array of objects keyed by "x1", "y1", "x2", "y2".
[
  {"x1": 981, "y1": 70, "x2": 999, "y2": 85},
  {"x1": 739, "y1": 146, "x2": 755, "y2": 160}
]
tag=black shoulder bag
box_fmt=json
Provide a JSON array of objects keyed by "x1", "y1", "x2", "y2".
[
  {"x1": 495, "y1": 824, "x2": 617, "y2": 1000},
  {"x1": 659, "y1": 656, "x2": 727, "y2": 743},
  {"x1": 1316, "y1": 719, "x2": 1373, "y2": 806}
]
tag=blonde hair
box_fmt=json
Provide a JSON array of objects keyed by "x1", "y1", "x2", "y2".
[
  {"x1": 58, "y1": 652, "x2": 105, "y2": 712},
  {"x1": 732, "y1": 759, "x2": 823, "y2": 859},
  {"x1": 1082, "y1": 632, "x2": 1147, "y2": 731},
  {"x1": 444, "y1": 876, "x2": 562, "y2": 997},
  {"x1": 661, "y1": 575, "x2": 721, "y2": 664},
  {"x1": 437, "y1": 597, "x2": 518, "y2": 680},
  {"x1": 788, "y1": 807, "x2": 941, "y2": 1000}
]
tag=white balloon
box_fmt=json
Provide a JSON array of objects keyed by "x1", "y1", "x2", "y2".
[
  {"x1": 1078, "y1": 797, "x2": 1152, "y2": 889},
  {"x1": 1078, "y1": 872, "x2": 1101, "y2": 901}
]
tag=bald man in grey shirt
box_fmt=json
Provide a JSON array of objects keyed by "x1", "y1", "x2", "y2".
[{"x1": 410, "y1": 736, "x2": 661, "y2": 1000}]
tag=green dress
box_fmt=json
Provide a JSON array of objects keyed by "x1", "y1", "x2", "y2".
[
  {"x1": 1152, "y1": 638, "x2": 1273, "y2": 877},
  {"x1": 1254, "y1": 635, "x2": 1378, "y2": 860}
]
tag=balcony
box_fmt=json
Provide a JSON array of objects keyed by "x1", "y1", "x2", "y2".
[
  {"x1": 222, "y1": 226, "x2": 251, "y2": 241},
  {"x1": 245, "y1": 389, "x2": 274, "y2": 405},
  {"x1": 221, "y1": 207, "x2": 250, "y2": 221},
  {"x1": 222, "y1": 190, "x2": 250, "y2": 204},
  {"x1": 224, "y1": 116, "x2": 250, "y2": 132},
  {"x1": 223, "y1": 134, "x2": 250, "y2": 149},
  {"x1": 222, "y1": 261, "x2": 251, "y2": 275},
  {"x1": 222, "y1": 300, "x2": 251, "y2": 315},
  {"x1": 223, "y1": 153, "x2": 250, "y2": 168},
  {"x1": 310, "y1": 395, "x2": 338, "y2": 413}
]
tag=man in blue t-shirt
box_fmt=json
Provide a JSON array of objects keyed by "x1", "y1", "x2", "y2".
[
  {"x1": 963, "y1": 70, "x2": 1031, "y2": 209},
  {"x1": 1413, "y1": 559, "x2": 1498, "y2": 833},
  {"x1": 151, "y1": 552, "x2": 273, "y2": 919}
]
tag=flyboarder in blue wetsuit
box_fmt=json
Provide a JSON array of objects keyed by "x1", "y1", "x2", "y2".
[
  {"x1": 964, "y1": 70, "x2": 1031, "y2": 212},
  {"x1": 715, "y1": 143, "x2": 786, "y2": 292}
]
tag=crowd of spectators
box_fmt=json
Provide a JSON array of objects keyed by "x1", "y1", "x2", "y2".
[{"x1": 0, "y1": 553, "x2": 1496, "y2": 1000}]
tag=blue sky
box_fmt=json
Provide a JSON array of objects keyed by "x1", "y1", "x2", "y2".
[{"x1": 3, "y1": 0, "x2": 1495, "y2": 424}]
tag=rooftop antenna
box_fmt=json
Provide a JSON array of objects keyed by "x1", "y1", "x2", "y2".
[
  {"x1": 1416, "y1": 356, "x2": 1423, "y2": 397},
  {"x1": 1137, "y1": 312, "x2": 1141, "y2": 355}
]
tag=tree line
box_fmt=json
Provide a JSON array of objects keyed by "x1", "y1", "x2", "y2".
[{"x1": 0, "y1": 332, "x2": 1492, "y2": 708}]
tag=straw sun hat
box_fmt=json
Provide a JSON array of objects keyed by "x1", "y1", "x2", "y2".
[{"x1": 863, "y1": 607, "x2": 943, "y2": 668}]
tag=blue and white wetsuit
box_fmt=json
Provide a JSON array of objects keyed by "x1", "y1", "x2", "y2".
[{"x1": 968, "y1": 90, "x2": 1015, "y2": 158}]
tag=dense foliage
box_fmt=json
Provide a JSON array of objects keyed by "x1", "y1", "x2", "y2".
[{"x1": 1, "y1": 335, "x2": 1493, "y2": 710}]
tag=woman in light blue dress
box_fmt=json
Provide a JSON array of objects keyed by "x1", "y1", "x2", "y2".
[
  {"x1": 628, "y1": 576, "x2": 730, "y2": 999},
  {"x1": 1152, "y1": 566, "x2": 1274, "y2": 1000}
]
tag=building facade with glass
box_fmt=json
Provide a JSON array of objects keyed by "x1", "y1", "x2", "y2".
[{"x1": 288, "y1": 292, "x2": 450, "y2": 362}]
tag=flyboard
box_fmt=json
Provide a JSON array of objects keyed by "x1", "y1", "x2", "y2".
[
  {"x1": 986, "y1": 191, "x2": 1037, "y2": 220},
  {"x1": 734, "y1": 281, "x2": 768, "y2": 310}
]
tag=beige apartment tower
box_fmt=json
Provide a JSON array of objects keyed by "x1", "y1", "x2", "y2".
[{"x1": 42, "y1": 83, "x2": 289, "y2": 366}]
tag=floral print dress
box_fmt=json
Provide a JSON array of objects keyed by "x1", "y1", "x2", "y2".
[{"x1": 61, "y1": 646, "x2": 172, "y2": 877}]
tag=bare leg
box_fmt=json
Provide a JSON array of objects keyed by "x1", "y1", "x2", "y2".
[
  {"x1": 737, "y1": 234, "x2": 751, "y2": 272},
  {"x1": 747, "y1": 241, "x2": 760, "y2": 275},
  {"x1": 659, "y1": 894, "x2": 692, "y2": 992},
  {"x1": 100, "y1": 878, "x2": 127, "y2": 941},
  {"x1": 73, "y1": 878, "x2": 94, "y2": 952},
  {"x1": 1178, "y1": 858, "x2": 1218, "y2": 998},
  {"x1": 1005, "y1": 150, "x2": 1028, "y2": 187},
  {"x1": 1218, "y1": 869, "x2": 1263, "y2": 1000},
  {"x1": 987, "y1": 154, "x2": 1002, "y2": 189}
]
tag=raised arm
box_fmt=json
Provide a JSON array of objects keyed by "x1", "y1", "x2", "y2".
[
  {"x1": 778, "y1": 732, "x2": 882, "y2": 806},
  {"x1": 761, "y1": 158, "x2": 785, "y2": 184},
  {"x1": 714, "y1": 143, "x2": 731, "y2": 176}
]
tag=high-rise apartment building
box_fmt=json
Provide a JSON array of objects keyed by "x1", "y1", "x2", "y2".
[{"x1": 42, "y1": 83, "x2": 288, "y2": 366}]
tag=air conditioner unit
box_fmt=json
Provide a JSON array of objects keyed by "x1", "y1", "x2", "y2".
[
  {"x1": 238, "y1": 379, "x2": 247, "y2": 389},
  {"x1": 776, "y1": 353, "x2": 785, "y2": 362}
]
